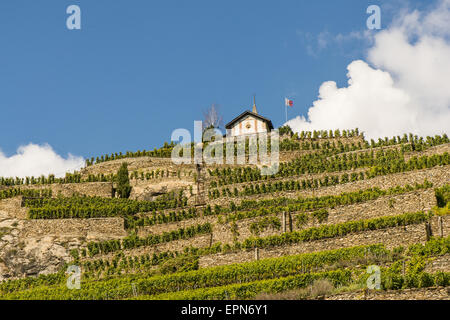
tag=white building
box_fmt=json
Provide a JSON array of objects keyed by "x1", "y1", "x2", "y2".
[{"x1": 225, "y1": 102, "x2": 273, "y2": 137}]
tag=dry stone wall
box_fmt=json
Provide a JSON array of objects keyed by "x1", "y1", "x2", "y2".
[
  {"x1": 326, "y1": 286, "x2": 450, "y2": 300},
  {"x1": 199, "y1": 215, "x2": 450, "y2": 268},
  {"x1": 49, "y1": 182, "x2": 113, "y2": 198},
  {"x1": 137, "y1": 188, "x2": 436, "y2": 243},
  {"x1": 225, "y1": 189, "x2": 437, "y2": 243},
  {"x1": 425, "y1": 254, "x2": 450, "y2": 273},
  {"x1": 137, "y1": 215, "x2": 217, "y2": 238},
  {"x1": 81, "y1": 156, "x2": 194, "y2": 177},
  {"x1": 404, "y1": 143, "x2": 450, "y2": 161},
  {"x1": 20, "y1": 218, "x2": 126, "y2": 241},
  {"x1": 430, "y1": 215, "x2": 450, "y2": 238},
  {"x1": 82, "y1": 234, "x2": 212, "y2": 263},
  {"x1": 0, "y1": 198, "x2": 28, "y2": 219},
  {"x1": 15, "y1": 182, "x2": 113, "y2": 198},
  {"x1": 129, "y1": 178, "x2": 194, "y2": 201},
  {"x1": 210, "y1": 165, "x2": 450, "y2": 207},
  {"x1": 80, "y1": 136, "x2": 366, "y2": 177},
  {"x1": 0, "y1": 214, "x2": 126, "y2": 279}
]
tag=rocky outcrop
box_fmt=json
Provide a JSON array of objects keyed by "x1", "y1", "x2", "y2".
[
  {"x1": 0, "y1": 206, "x2": 126, "y2": 281},
  {"x1": 129, "y1": 179, "x2": 194, "y2": 201},
  {"x1": 0, "y1": 216, "x2": 72, "y2": 280}
]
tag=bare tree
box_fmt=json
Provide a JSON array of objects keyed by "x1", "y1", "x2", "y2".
[{"x1": 203, "y1": 103, "x2": 223, "y2": 129}]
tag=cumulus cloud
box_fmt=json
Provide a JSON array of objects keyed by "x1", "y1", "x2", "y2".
[
  {"x1": 0, "y1": 143, "x2": 85, "y2": 178},
  {"x1": 287, "y1": 0, "x2": 450, "y2": 139},
  {"x1": 297, "y1": 29, "x2": 373, "y2": 58}
]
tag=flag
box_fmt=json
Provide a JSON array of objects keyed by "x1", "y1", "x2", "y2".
[{"x1": 285, "y1": 98, "x2": 293, "y2": 107}]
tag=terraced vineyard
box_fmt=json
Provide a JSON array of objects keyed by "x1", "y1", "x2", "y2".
[{"x1": 0, "y1": 129, "x2": 449, "y2": 300}]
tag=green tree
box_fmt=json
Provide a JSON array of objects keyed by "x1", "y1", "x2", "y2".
[{"x1": 116, "y1": 162, "x2": 132, "y2": 198}]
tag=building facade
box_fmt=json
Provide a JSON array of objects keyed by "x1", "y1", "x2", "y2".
[{"x1": 225, "y1": 103, "x2": 273, "y2": 137}]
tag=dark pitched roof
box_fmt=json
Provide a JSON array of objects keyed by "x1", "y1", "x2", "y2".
[{"x1": 225, "y1": 111, "x2": 274, "y2": 130}]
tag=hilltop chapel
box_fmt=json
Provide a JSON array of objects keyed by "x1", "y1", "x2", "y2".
[{"x1": 225, "y1": 98, "x2": 274, "y2": 137}]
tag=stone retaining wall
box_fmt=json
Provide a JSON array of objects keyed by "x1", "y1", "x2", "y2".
[
  {"x1": 0, "y1": 198, "x2": 28, "y2": 219},
  {"x1": 82, "y1": 234, "x2": 212, "y2": 263},
  {"x1": 210, "y1": 165, "x2": 450, "y2": 207},
  {"x1": 326, "y1": 286, "x2": 450, "y2": 300},
  {"x1": 225, "y1": 189, "x2": 437, "y2": 243},
  {"x1": 404, "y1": 143, "x2": 450, "y2": 161},
  {"x1": 137, "y1": 188, "x2": 436, "y2": 244},
  {"x1": 425, "y1": 254, "x2": 450, "y2": 273},
  {"x1": 136, "y1": 215, "x2": 218, "y2": 238},
  {"x1": 81, "y1": 157, "x2": 193, "y2": 176},
  {"x1": 14, "y1": 182, "x2": 113, "y2": 198},
  {"x1": 20, "y1": 218, "x2": 126, "y2": 241},
  {"x1": 199, "y1": 215, "x2": 450, "y2": 268}
]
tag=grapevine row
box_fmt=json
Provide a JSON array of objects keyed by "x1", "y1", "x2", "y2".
[
  {"x1": 209, "y1": 145, "x2": 448, "y2": 187},
  {"x1": 2, "y1": 235, "x2": 448, "y2": 299},
  {"x1": 208, "y1": 152, "x2": 449, "y2": 199},
  {"x1": 83, "y1": 222, "x2": 212, "y2": 257},
  {"x1": 238, "y1": 211, "x2": 431, "y2": 250},
  {"x1": 26, "y1": 191, "x2": 187, "y2": 219},
  {"x1": 0, "y1": 188, "x2": 52, "y2": 200},
  {"x1": 221, "y1": 181, "x2": 434, "y2": 222}
]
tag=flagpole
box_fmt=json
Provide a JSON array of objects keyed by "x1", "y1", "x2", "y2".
[{"x1": 285, "y1": 103, "x2": 287, "y2": 123}]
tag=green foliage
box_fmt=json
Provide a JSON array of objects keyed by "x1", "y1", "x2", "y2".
[
  {"x1": 85, "y1": 143, "x2": 176, "y2": 166},
  {"x1": 1, "y1": 131, "x2": 449, "y2": 300},
  {"x1": 3, "y1": 236, "x2": 450, "y2": 300},
  {"x1": 85, "y1": 223, "x2": 212, "y2": 257},
  {"x1": 0, "y1": 270, "x2": 66, "y2": 295},
  {"x1": 295, "y1": 213, "x2": 309, "y2": 228},
  {"x1": 124, "y1": 208, "x2": 198, "y2": 229},
  {"x1": 382, "y1": 272, "x2": 450, "y2": 290},
  {"x1": 435, "y1": 184, "x2": 450, "y2": 208},
  {"x1": 210, "y1": 148, "x2": 448, "y2": 198},
  {"x1": 116, "y1": 163, "x2": 131, "y2": 199},
  {"x1": 209, "y1": 134, "x2": 448, "y2": 188},
  {"x1": 223, "y1": 181, "x2": 433, "y2": 223},
  {"x1": 1, "y1": 133, "x2": 447, "y2": 186},
  {"x1": 0, "y1": 245, "x2": 375, "y2": 299},
  {"x1": 159, "y1": 255, "x2": 199, "y2": 275},
  {"x1": 26, "y1": 192, "x2": 188, "y2": 220},
  {"x1": 240, "y1": 211, "x2": 430, "y2": 250},
  {"x1": 278, "y1": 125, "x2": 293, "y2": 137},
  {"x1": 249, "y1": 216, "x2": 281, "y2": 235},
  {"x1": 0, "y1": 188, "x2": 52, "y2": 200},
  {"x1": 311, "y1": 208, "x2": 328, "y2": 223},
  {"x1": 406, "y1": 236, "x2": 450, "y2": 257},
  {"x1": 82, "y1": 251, "x2": 178, "y2": 277},
  {"x1": 140, "y1": 270, "x2": 352, "y2": 300},
  {"x1": 0, "y1": 172, "x2": 113, "y2": 186}
]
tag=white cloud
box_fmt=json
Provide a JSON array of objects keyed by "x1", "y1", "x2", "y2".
[
  {"x1": 287, "y1": 0, "x2": 450, "y2": 139},
  {"x1": 297, "y1": 29, "x2": 372, "y2": 57},
  {"x1": 0, "y1": 143, "x2": 84, "y2": 178}
]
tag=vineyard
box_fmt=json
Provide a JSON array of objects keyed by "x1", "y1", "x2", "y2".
[{"x1": 0, "y1": 128, "x2": 449, "y2": 300}]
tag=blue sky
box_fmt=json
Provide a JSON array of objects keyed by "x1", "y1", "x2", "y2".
[{"x1": 0, "y1": 0, "x2": 436, "y2": 159}]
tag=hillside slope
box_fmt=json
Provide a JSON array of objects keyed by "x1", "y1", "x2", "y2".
[{"x1": 1, "y1": 131, "x2": 449, "y2": 300}]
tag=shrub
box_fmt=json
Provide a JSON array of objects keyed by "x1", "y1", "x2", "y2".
[
  {"x1": 159, "y1": 255, "x2": 199, "y2": 274},
  {"x1": 296, "y1": 213, "x2": 309, "y2": 228},
  {"x1": 310, "y1": 279, "x2": 334, "y2": 297},
  {"x1": 116, "y1": 162, "x2": 132, "y2": 199},
  {"x1": 435, "y1": 184, "x2": 450, "y2": 207}
]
